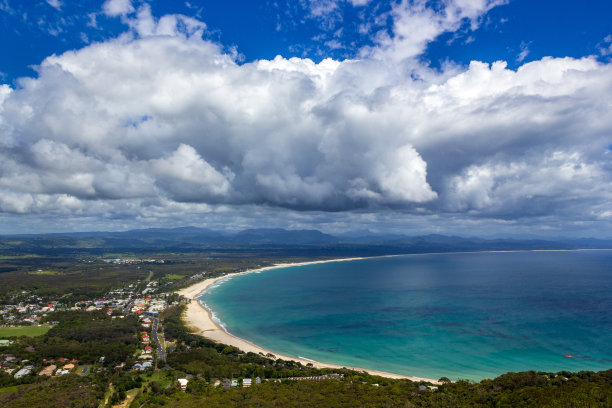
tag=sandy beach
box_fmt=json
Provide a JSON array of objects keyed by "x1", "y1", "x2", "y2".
[{"x1": 177, "y1": 258, "x2": 439, "y2": 383}]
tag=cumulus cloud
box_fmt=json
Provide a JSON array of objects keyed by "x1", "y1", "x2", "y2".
[
  {"x1": 125, "y1": 4, "x2": 206, "y2": 38},
  {"x1": 366, "y1": 0, "x2": 507, "y2": 61},
  {"x1": 151, "y1": 144, "x2": 233, "y2": 202},
  {"x1": 445, "y1": 151, "x2": 612, "y2": 216},
  {"x1": 1, "y1": 2, "x2": 612, "y2": 235},
  {"x1": 102, "y1": 0, "x2": 134, "y2": 17},
  {"x1": 0, "y1": 33, "x2": 439, "y2": 214}
]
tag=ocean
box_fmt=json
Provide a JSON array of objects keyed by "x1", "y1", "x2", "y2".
[{"x1": 199, "y1": 250, "x2": 612, "y2": 380}]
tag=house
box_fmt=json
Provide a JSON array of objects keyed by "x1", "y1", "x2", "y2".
[
  {"x1": 4, "y1": 355, "x2": 18, "y2": 363},
  {"x1": 38, "y1": 365, "x2": 56, "y2": 376},
  {"x1": 177, "y1": 378, "x2": 188, "y2": 391},
  {"x1": 62, "y1": 363, "x2": 75, "y2": 371},
  {"x1": 143, "y1": 345, "x2": 153, "y2": 354},
  {"x1": 14, "y1": 365, "x2": 34, "y2": 379},
  {"x1": 0, "y1": 340, "x2": 12, "y2": 347},
  {"x1": 243, "y1": 378, "x2": 252, "y2": 387},
  {"x1": 255, "y1": 377, "x2": 261, "y2": 384}
]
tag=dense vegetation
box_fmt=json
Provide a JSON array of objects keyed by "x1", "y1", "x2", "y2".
[
  {"x1": 2, "y1": 310, "x2": 140, "y2": 367},
  {"x1": 128, "y1": 370, "x2": 612, "y2": 407},
  {"x1": 0, "y1": 374, "x2": 102, "y2": 408}
]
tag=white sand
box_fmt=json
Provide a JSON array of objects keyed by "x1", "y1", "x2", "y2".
[{"x1": 177, "y1": 258, "x2": 439, "y2": 383}]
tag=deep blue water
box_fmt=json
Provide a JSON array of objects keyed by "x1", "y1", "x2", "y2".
[{"x1": 200, "y1": 250, "x2": 612, "y2": 380}]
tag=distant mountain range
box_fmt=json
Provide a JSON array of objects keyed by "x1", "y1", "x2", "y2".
[{"x1": 2, "y1": 227, "x2": 612, "y2": 255}]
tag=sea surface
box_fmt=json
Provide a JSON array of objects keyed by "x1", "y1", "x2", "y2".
[{"x1": 199, "y1": 250, "x2": 612, "y2": 380}]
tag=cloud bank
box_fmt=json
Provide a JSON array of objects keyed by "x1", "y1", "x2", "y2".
[{"x1": 1, "y1": 1, "x2": 612, "y2": 235}]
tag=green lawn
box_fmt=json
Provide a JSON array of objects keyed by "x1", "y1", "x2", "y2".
[
  {"x1": 145, "y1": 370, "x2": 174, "y2": 388},
  {"x1": 163, "y1": 274, "x2": 186, "y2": 280},
  {"x1": 0, "y1": 325, "x2": 51, "y2": 338}
]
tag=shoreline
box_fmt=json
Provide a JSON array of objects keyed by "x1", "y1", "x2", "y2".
[{"x1": 176, "y1": 257, "x2": 440, "y2": 383}]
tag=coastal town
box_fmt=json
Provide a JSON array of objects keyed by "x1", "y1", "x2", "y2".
[
  {"x1": 0, "y1": 260, "x2": 356, "y2": 407},
  {"x1": 1, "y1": 277, "x2": 174, "y2": 378}
]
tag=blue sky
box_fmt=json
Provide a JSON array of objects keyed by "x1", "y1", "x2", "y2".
[
  {"x1": 2, "y1": 1, "x2": 610, "y2": 81},
  {"x1": 0, "y1": 0, "x2": 612, "y2": 237}
]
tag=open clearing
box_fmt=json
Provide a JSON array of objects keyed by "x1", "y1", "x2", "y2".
[{"x1": 0, "y1": 325, "x2": 51, "y2": 338}]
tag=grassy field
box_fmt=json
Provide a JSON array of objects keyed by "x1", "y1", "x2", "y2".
[
  {"x1": 0, "y1": 325, "x2": 51, "y2": 338},
  {"x1": 163, "y1": 274, "x2": 187, "y2": 280},
  {"x1": 0, "y1": 254, "x2": 41, "y2": 260},
  {"x1": 145, "y1": 370, "x2": 174, "y2": 388},
  {"x1": 29, "y1": 270, "x2": 63, "y2": 275}
]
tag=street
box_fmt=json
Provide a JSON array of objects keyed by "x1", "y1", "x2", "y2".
[{"x1": 151, "y1": 317, "x2": 165, "y2": 361}]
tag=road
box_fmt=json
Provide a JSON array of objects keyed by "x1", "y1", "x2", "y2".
[
  {"x1": 151, "y1": 317, "x2": 166, "y2": 361},
  {"x1": 123, "y1": 296, "x2": 134, "y2": 314}
]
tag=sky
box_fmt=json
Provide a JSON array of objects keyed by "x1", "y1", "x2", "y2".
[{"x1": 0, "y1": 0, "x2": 611, "y2": 237}]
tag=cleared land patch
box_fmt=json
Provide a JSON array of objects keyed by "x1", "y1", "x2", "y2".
[{"x1": 0, "y1": 325, "x2": 51, "y2": 338}]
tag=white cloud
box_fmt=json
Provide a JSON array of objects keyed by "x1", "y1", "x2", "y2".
[
  {"x1": 599, "y1": 35, "x2": 612, "y2": 56},
  {"x1": 445, "y1": 151, "x2": 611, "y2": 216},
  {"x1": 365, "y1": 0, "x2": 507, "y2": 62},
  {"x1": 151, "y1": 144, "x2": 233, "y2": 201},
  {"x1": 119, "y1": 4, "x2": 206, "y2": 39},
  {"x1": 516, "y1": 41, "x2": 530, "y2": 63},
  {"x1": 46, "y1": 0, "x2": 62, "y2": 11},
  {"x1": 2, "y1": 3, "x2": 612, "y2": 236},
  {"x1": 306, "y1": 0, "x2": 340, "y2": 17},
  {"x1": 102, "y1": 0, "x2": 134, "y2": 17}
]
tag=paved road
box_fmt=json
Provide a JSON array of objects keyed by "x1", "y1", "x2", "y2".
[
  {"x1": 123, "y1": 296, "x2": 134, "y2": 314},
  {"x1": 152, "y1": 317, "x2": 166, "y2": 361}
]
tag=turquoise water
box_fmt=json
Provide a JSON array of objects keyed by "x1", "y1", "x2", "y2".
[{"x1": 200, "y1": 250, "x2": 612, "y2": 380}]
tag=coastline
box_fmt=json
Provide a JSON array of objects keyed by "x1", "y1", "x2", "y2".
[{"x1": 176, "y1": 258, "x2": 440, "y2": 383}]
